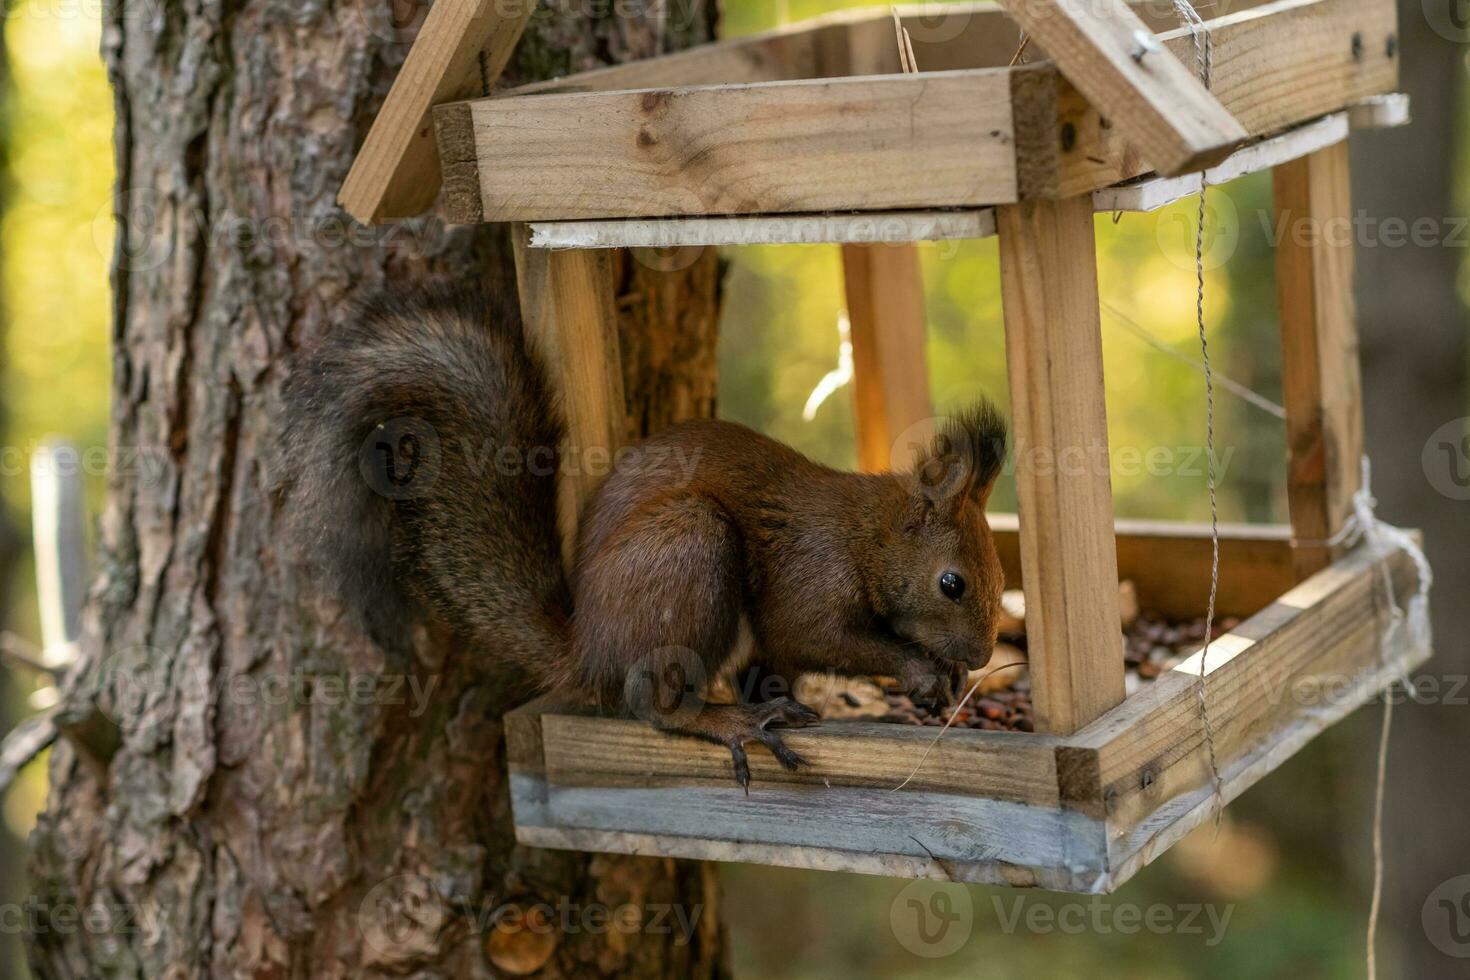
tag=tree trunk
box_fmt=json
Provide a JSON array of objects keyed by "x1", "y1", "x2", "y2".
[
  {"x1": 25, "y1": 2, "x2": 725, "y2": 977},
  {"x1": 1350, "y1": 3, "x2": 1469, "y2": 975}
]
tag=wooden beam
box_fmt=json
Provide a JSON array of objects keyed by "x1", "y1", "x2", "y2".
[
  {"x1": 989, "y1": 516, "x2": 1297, "y2": 620},
  {"x1": 433, "y1": 69, "x2": 1018, "y2": 223},
  {"x1": 1028, "y1": 0, "x2": 1399, "y2": 198},
  {"x1": 1063, "y1": 541, "x2": 1425, "y2": 883},
  {"x1": 841, "y1": 244, "x2": 933, "y2": 473},
  {"x1": 339, "y1": 0, "x2": 537, "y2": 224},
  {"x1": 998, "y1": 0, "x2": 1246, "y2": 176},
  {"x1": 997, "y1": 196, "x2": 1125, "y2": 734},
  {"x1": 1095, "y1": 113, "x2": 1349, "y2": 213},
  {"x1": 1273, "y1": 140, "x2": 1364, "y2": 578},
  {"x1": 528, "y1": 209, "x2": 996, "y2": 250},
  {"x1": 542, "y1": 714, "x2": 1061, "y2": 803},
  {"x1": 510, "y1": 12, "x2": 842, "y2": 95},
  {"x1": 512, "y1": 226, "x2": 626, "y2": 565}
]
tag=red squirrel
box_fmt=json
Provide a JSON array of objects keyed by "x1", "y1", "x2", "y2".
[{"x1": 284, "y1": 282, "x2": 1008, "y2": 788}]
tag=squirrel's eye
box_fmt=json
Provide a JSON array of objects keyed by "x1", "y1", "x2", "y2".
[{"x1": 939, "y1": 571, "x2": 966, "y2": 601}]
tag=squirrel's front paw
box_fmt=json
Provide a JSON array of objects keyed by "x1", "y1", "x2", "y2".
[{"x1": 899, "y1": 657, "x2": 969, "y2": 710}]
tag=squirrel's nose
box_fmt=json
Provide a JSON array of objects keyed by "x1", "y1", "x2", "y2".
[{"x1": 959, "y1": 639, "x2": 993, "y2": 670}]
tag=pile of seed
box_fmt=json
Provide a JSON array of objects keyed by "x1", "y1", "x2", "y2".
[{"x1": 875, "y1": 611, "x2": 1243, "y2": 732}]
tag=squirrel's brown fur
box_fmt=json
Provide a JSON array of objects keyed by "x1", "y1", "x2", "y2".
[{"x1": 283, "y1": 282, "x2": 1008, "y2": 787}]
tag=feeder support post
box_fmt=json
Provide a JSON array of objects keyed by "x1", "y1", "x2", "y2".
[
  {"x1": 997, "y1": 195, "x2": 1126, "y2": 735},
  {"x1": 512, "y1": 226, "x2": 627, "y2": 568},
  {"x1": 1273, "y1": 140, "x2": 1365, "y2": 578},
  {"x1": 841, "y1": 244, "x2": 934, "y2": 473}
]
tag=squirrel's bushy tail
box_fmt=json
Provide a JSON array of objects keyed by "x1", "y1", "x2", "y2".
[{"x1": 281, "y1": 282, "x2": 574, "y2": 690}]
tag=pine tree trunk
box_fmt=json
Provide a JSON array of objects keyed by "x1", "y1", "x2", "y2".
[{"x1": 25, "y1": 2, "x2": 726, "y2": 977}]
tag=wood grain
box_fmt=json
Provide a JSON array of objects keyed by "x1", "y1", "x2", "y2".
[
  {"x1": 841, "y1": 244, "x2": 934, "y2": 473},
  {"x1": 528, "y1": 210, "x2": 997, "y2": 249},
  {"x1": 998, "y1": 0, "x2": 1246, "y2": 176},
  {"x1": 997, "y1": 196, "x2": 1125, "y2": 734},
  {"x1": 339, "y1": 0, "x2": 538, "y2": 223},
  {"x1": 541, "y1": 714, "x2": 1060, "y2": 804},
  {"x1": 988, "y1": 516, "x2": 1297, "y2": 619},
  {"x1": 1030, "y1": 0, "x2": 1399, "y2": 198},
  {"x1": 512, "y1": 227, "x2": 626, "y2": 565},
  {"x1": 435, "y1": 70, "x2": 1018, "y2": 222},
  {"x1": 1064, "y1": 542, "x2": 1427, "y2": 860},
  {"x1": 1273, "y1": 140, "x2": 1364, "y2": 577},
  {"x1": 1095, "y1": 113, "x2": 1349, "y2": 214}
]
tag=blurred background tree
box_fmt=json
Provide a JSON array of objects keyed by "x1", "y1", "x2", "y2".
[{"x1": 0, "y1": 0, "x2": 1464, "y2": 977}]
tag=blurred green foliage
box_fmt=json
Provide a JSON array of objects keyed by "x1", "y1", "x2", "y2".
[{"x1": 0, "y1": 4, "x2": 111, "y2": 975}]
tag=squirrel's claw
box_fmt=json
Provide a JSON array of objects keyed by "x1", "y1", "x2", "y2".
[
  {"x1": 729, "y1": 743, "x2": 752, "y2": 795},
  {"x1": 755, "y1": 696, "x2": 821, "y2": 730},
  {"x1": 718, "y1": 699, "x2": 817, "y2": 789},
  {"x1": 757, "y1": 729, "x2": 807, "y2": 772}
]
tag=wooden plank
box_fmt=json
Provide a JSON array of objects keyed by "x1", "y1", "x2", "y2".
[
  {"x1": 996, "y1": 195, "x2": 1125, "y2": 734},
  {"x1": 1034, "y1": 0, "x2": 1399, "y2": 198},
  {"x1": 545, "y1": 781, "x2": 1100, "y2": 885},
  {"x1": 1273, "y1": 140, "x2": 1363, "y2": 578},
  {"x1": 509, "y1": 9, "x2": 852, "y2": 95},
  {"x1": 989, "y1": 516, "x2": 1297, "y2": 619},
  {"x1": 511, "y1": 1, "x2": 1282, "y2": 91},
  {"x1": 434, "y1": 70, "x2": 1018, "y2": 223},
  {"x1": 842, "y1": 3, "x2": 1023, "y2": 74},
  {"x1": 1095, "y1": 113, "x2": 1349, "y2": 213},
  {"x1": 338, "y1": 0, "x2": 537, "y2": 223},
  {"x1": 841, "y1": 244, "x2": 933, "y2": 473},
  {"x1": 514, "y1": 781, "x2": 1104, "y2": 890},
  {"x1": 540, "y1": 714, "x2": 1060, "y2": 804},
  {"x1": 1347, "y1": 92, "x2": 1410, "y2": 129},
  {"x1": 512, "y1": 227, "x2": 626, "y2": 564},
  {"x1": 998, "y1": 0, "x2": 1246, "y2": 176},
  {"x1": 1059, "y1": 541, "x2": 1427, "y2": 888},
  {"x1": 527, "y1": 209, "x2": 997, "y2": 249},
  {"x1": 1096, "y1": 97, "x2": 1406, "y2": 213}
]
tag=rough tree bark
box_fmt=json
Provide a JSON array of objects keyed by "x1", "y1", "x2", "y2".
[
  {"x1": 25, "y1": 1, "x2": 726, "y2": 976},
  {"x1": 1349, "y1": 3, "x2": 1469, "y2": 975}
]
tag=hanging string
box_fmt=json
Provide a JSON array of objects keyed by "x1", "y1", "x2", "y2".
[
  {"x1": 1298, "y1": 457, "x2": 1433, "y2": 980},
  {"x1": 1366, "y1": 691, "x2": 1392, "y2": 980},
  {"x1": 1170, "y1": 0, "x2": 1226, "y2": 827}
]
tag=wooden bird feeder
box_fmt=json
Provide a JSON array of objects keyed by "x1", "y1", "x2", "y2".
[{"x1": 341, "y1": 0, "x2": 1428, "y2": 892}]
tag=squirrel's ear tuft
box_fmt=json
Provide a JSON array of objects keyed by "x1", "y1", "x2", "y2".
[{"x1": 914, "y1": 398, "x2": 1008, "y2": 511}]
